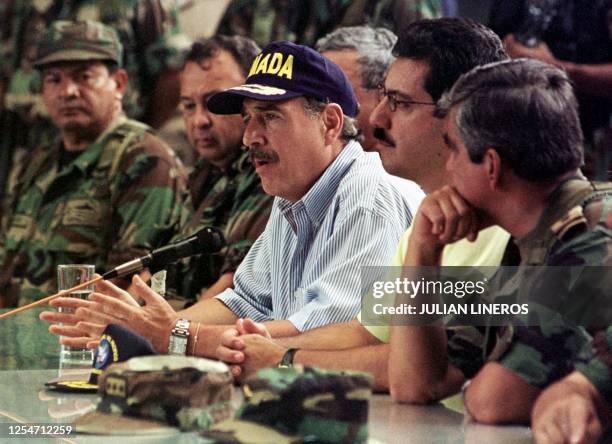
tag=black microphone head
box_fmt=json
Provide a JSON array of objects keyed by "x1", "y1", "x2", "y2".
[
  {"x1": 194, "y1": 226, "x2": 226, "y2": 253},
  {"x1": 145, "y1": 227, "x2": 226, "y2": 273}
]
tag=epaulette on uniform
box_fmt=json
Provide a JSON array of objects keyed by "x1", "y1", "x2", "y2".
[{"x1": 549, "y1": 181, "x2": 612, "y2": 244}]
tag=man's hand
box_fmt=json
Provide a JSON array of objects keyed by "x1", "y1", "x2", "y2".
[
  {"x1": 39, "y1": 273, "x2": 140, "y2": 349},
  {"x1": 41, "y1": 273, "x2": 180, "y2": 352},
  {"x1": 407, "y1": 185, "x2": 482, "y2": 265},
  {"x1": 230, "y1": 334, "x2": 286, "y2": 381},
  {"x1": 216, "y1": 318, "x2": 272, "y2": 377},
  {"x1": 72, "y1": 274, "x2": 179, "y2": 353},
  {"x1": 236, "y1": 318, "x2": 271, "y2": 338},
  {"x1": 40, "y1": 296, "x2": 102, "y2": 349},
  {"x1": 532, "y1": 372, "x2": 604, "y2": 444},
  {"x1": 503, "y1": 34, "x2": 557, "y2": 66}
]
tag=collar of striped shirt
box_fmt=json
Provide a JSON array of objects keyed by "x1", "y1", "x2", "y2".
[{"x1": 277, "y1": 140, "x2": 362, "y2": 228}]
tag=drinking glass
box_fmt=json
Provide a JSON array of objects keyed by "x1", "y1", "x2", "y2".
[{"x1": 57, "y1": 264, "x2": 95, "y2": 373}]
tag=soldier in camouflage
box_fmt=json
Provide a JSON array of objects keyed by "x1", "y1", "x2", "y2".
[
  {"x1": 418, "y1": 58, "x2": 612, "y2": 424},
  {"x1": 0, "y1": 0, "x2": 191, "y2": 222},
  {"x1": 0, "y1": 20, "x2": 186, "y2": 307},
  {"x1": 167, "y1": 36, "x2": 273, "y2": 307}
]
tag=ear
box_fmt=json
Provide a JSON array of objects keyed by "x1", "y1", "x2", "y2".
[
  {"x1": 111, "y1": 69, "x2": 128, "y2": 96},
  {"x1": 483, "y1": 148, "x2": 502, "y2": 190},
  {"x1": 321, "y1": 103, "x2": 344, "y2": 145}
]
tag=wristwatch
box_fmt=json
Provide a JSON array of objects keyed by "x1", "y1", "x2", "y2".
[
  {"x1": 168, "y1": 319, "x2": 191, "y2": 355},
  {"x1": 278, "y1": 348, "x2": 300, "y2": 368}
]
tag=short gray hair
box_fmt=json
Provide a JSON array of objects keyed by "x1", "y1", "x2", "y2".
[
  {"x1": 303, "y1": 97, "x2": 359, "y2": 143},
  {"x1": 315, "y1": 26, "x2": 397, "y2": 90},
  {"x1": 436, "y1": 58, "x2": 583, "y2": 183}
]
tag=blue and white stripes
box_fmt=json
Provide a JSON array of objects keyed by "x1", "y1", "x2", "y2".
[{"x1": 216, "y1": 141, "x2": 416, "y2": 331}]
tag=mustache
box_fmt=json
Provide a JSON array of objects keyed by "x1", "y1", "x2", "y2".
[
  {"x1": 249, "y1": 146, "x2": 279, "y2": 163},
  {"x1": 193, "y1": 132, "x2": 217, "y2": 141},
  {"x1": 373, "y1": 127, "x2": 395, "y2": 146}
]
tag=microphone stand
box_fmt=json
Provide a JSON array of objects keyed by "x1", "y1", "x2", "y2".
[
  {"x1": 0, "y1": 226, "x2": 225, "y2": 320},
  {"x1": 0, "y1": 276, "x2": 104, "y2": 319}
]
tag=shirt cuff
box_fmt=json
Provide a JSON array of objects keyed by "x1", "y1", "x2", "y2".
[{"x1": 215, "y1": 288, "x2": 270, "y2": 322}]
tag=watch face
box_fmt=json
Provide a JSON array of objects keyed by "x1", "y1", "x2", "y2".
[{"x1": 169, "y1": 336, "x2": 188, "y2": 355}]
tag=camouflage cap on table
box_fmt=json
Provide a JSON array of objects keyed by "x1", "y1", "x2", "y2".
[
  {"x1": 202, "y1": 366, "x2": 373, "y2": 443},
  {"x1": 34, "y1": 20, "x2": 123, "y2": 68},
  {"x1": 75, "y1": 355, "x2": 233, "y2": 435}
]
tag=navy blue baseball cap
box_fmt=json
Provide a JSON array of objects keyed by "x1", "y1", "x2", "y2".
[
  {"x1": 207, "y1": 41, "x2": 358, "y2": 117},
  {"x1": 45, "y1": 324, "x2": 155, "y2": 393}
]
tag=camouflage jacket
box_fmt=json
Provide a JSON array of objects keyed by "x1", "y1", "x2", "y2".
[
  {"x1": 0, "y1": 117, "x2": 186, "y2": 307},
  {"x1": 341, "y1": 0, "x2": 442, "y2": 34},
  {"x1": 0, "y1": 109, "x2": 57, "y2": 222},
  {"x1": 489, "y1": 179, "x2": 612, "y2": 391},
  {"x1": 167, "y1": 150, "x2": 273, "y2": 302},
  {"x1": 1, "y1": 0, "x2": 190, "y2": 120},
  {"x1": 217, "y1": 0, "x2": 441, "y2": 46}
]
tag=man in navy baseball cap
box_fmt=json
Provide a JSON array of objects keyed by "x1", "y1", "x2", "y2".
[
  {"x1": 207, "y1": 41, "x2": 358, "y2": 117},
  {"x1": 48, "y1": 41, "x2": 416, "y2": 367}
]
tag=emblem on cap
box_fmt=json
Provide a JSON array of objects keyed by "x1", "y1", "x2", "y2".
[{"x1": 95, "y1": 334, "x2": 119, "y2": 370}]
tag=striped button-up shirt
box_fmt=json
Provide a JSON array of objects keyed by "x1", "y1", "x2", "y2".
[{"x1": 216, "y1": 141, "x2": 416, "y2": 331}]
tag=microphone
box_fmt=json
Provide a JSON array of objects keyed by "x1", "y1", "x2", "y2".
[{"x1": 102, "y1": 227, "x2": 225, "y2": 280}]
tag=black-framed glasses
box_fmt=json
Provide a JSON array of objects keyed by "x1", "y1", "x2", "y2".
[{"x1": 377, "y1": 84, "x2": 436, "y2": 112}]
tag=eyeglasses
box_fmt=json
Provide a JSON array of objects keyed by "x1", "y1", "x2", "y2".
[{"x1": 377, "y1": 84, "x2": 436, "y2": 112}]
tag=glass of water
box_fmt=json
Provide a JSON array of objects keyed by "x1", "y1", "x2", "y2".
[{"x1": 57, "y1": 264, "x2": 95, "y2": 373}]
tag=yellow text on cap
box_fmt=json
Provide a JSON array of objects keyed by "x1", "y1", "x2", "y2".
[{"x1": 248, "y1": 53, "x2": 294, "y2": 79}]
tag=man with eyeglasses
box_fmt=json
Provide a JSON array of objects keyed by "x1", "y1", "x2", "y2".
[
  {"x1": 315, "y1": 26, "x2": 425, "y2": 212},
  {"x1": 0, "y1": 21, "x2": 185, "y2": 307},
  {"x1": 215, "y1": 18, "x2": 512, "y2": 392}
]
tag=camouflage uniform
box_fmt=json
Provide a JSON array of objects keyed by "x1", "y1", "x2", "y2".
[
  {"x1": 576, "y1": 327, "x2": 612, "y2": 403},
  {"x1": 217, "y1": 0, "x2": 297, "y2": 47},
  {"x1": 0, "y1": 108, "x2": 56, "y2": 221},
  {"x1": 167, "y1": 150, "x2": 273, "y2": 303},
  {"x1": 217, "y1": 0, "x2": 441, "y2": 46},
  {"x1": 485, "y1": 179, "x2": 612, "y2": 389},
  {"x1": 340, "y1": 0, "x2": 442, "y2": 33},
  {"x1": 0, "y1": 117, "x2": 186, "y2": 307}
]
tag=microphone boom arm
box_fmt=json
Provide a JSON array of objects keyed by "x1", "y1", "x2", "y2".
[{"x1": 102, "y1": 226, "x2": 225, "y2": 280}]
